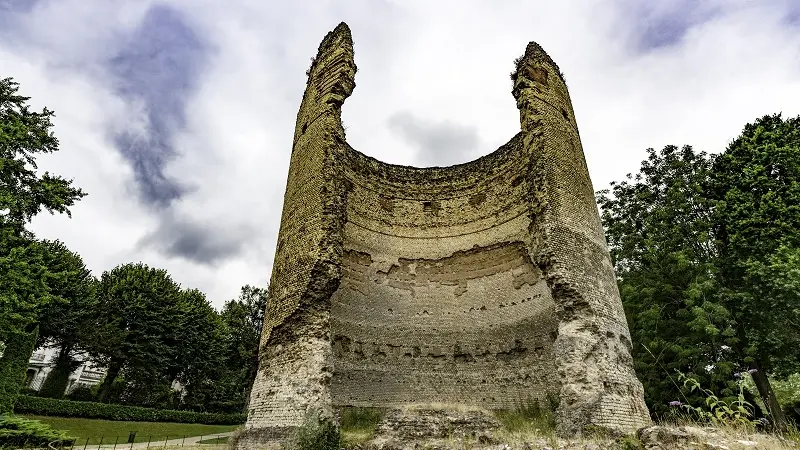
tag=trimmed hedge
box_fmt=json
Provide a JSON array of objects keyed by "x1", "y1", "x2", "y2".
[{"x1": 14, "y1": 396, "x2": 246, "y2": 425}]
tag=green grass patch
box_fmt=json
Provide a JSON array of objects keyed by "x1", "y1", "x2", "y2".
[
  {"x1": 493, "y1": 396, "x2": 557, "y2": 433},
  {"x1": 22, "y1": 415, "x2": 238, "y2": 445},
  {"x1": 339, "y1": 406, "x2": 385, "y2": 447}
]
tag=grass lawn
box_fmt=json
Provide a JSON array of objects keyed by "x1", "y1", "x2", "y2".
[{"x1": 22, "y1": 416, "x2": 240, "y2": 445}]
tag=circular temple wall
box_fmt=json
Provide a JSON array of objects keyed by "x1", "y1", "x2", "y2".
[
  {"x1": 331, "y1": 134, "x2": 558, "y2": 409},
  {"x1": 234, "y1": 22, "x2": 651, "y2": 450}
]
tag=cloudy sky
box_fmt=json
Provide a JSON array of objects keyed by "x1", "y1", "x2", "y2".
[{"x1": 2, "y1": 0, "x2": 799, "y2": 309}]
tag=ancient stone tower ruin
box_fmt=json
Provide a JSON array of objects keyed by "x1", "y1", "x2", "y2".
[{"x1": 237, "y1": 22, "x2": 650, "y2": 446}]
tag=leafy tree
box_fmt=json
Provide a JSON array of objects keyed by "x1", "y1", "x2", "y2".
[
  {"x1": 597, "y1": 145, "x2": 738, "y2": 418},
  {"x1": 91, "y1": 262, "x2": 184, "y2": 403},
  {"x1": 0, "y1": 77, "x2": 87, "y2": 340},
  {"x1": 0, "y1": 236, "x2": 52, "y2": 342},
  {"x1": 598, "y1": 115, "x2": 800, "y2": 429},
  {"x1": 709, "y1": 113, "x2": 800, "y2": 429},
  {"x1": 0, "y1": 76, "x2": 85, "y2": 412},
  {"x1": 0, "y1": 325, "x2": 38, "y2": 413},
  {"x1": 219, "y1": 285, "x2": 266, "y2": 412},
  {"x1": 35, "y1": 240, "x2": 98, "y2": 398},
  {"x1": 170, "y1": 288, "x2": 226, "y2": 412}
]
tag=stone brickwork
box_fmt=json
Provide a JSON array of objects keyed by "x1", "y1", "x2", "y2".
[{"x1": 236, "y1": 22, "x2": 650, "y2": 448}]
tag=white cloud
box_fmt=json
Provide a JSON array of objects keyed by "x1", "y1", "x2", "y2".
[{"x1": 3, "y1": 0, "x2": 798, "y2": 309}]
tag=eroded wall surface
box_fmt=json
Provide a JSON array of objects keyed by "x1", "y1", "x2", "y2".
[
  {"x1": 331, "y1": 138, "x2": 558, "y2": 408},
  {"x1": 238, "y1": 22, "x2": 651, "y2": 449}
]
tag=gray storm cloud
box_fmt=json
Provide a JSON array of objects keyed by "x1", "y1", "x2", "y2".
[{"x1": 387, "y1": 111, "x2": 481, "y2": 168}]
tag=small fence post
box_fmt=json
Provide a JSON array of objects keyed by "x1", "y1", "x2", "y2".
[
  {"x1": 181, "y1": 435, "x2": 186, "y2": 447},
  {"x1": 146, "y1": 435, "x2": 151, "y2": 449},
  {"x1": 98, "y1": 436, "x2": 104, "y2": 448},
  {"x1": 83, "y1": 437, "x2": 89, "y2": 450}
]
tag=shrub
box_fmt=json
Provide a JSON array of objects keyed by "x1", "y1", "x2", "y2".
[
  {"x1": 0, "y1": 327, "x2": 38, "y2": 414},
  {"x1": 339, "y1": 406, "x2": 385, "y2": 432},
  {"x1": 494, "y1": 395, "x2": 557, "y2": 433},
  {"x1": 65, "y1": 386, "x2": 95, "y2": 402},
  {"x1": 673, "y1": 372, "x2": 758, "y2": 429},
  {"x1": 339, "y1": 407, "x2": 385, "y2": 447},
  {"x1": 284, "y1": 415, "x2": 340, "y2": 450},
  {"x1": 13, "y1": 396, "x2": 245, "y2": 425},
  {"x1": 0, "y1": 414, "x2": 74, "y2": 448}
]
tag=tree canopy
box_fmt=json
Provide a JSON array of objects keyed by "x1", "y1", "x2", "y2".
[
  {"x1": 598, "y1": 114, "x2": 800, "y2": 428},
  {"x1": 0, "y1": 77, "x2": 87, "y2": 341}
]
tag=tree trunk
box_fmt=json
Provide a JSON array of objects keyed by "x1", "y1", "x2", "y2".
[
  {"x1": 0, "y1": 325, "x2": 39, "y2": 413},
  {"x1": 39, "y1": 345, "x2": 77, "y2": 399},
  {"x1": 98, "y1": 359, "x2": 122, "y2": 403},
  {"x1": 749, "y1": 359, "x2": 787, "y2": 431}
]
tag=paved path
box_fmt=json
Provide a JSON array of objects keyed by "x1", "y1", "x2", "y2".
[{"x1": 68, "y1": 431, "x2": 235, "y2": 449}]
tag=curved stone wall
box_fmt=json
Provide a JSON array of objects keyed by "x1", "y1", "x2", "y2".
[
  {"x1": 236, "y1": 22, "x2": 651, "y2": 449},
  {"x1": 331, "y1": 137, "x2": 557, "y2": 408}
]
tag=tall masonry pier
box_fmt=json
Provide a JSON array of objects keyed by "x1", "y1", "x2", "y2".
[{"x1": 234, "y1": 22, "x2": 650, "y2": 448}]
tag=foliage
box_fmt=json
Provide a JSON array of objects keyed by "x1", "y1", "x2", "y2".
[
  {"x1": 494, "y1": 396, "x2": 557, "y2": 433},
  {"x1": 37, "y1": 355, "x2": 76, "y2": 399},
  {"x1": 0, "y1": 235, "x2": 53, "y2": 344},
  {"x1": 596, "y1": 145, "x2": 738, "y2": 418},
  {"x1": 338, "y1": 407, "x2": 385, "y2": 448},
  {"x1": 181, "y1": 284, "x2": 268, "y2": 414},
  {"x1": 708, "y1": 113, "x2": 800, "y2": 429},
  {"x1": 0, "y1": 414, "x2": 74, "y2": 448},
  {"x1": 771, "y1": 374, "x2": 800, "y2": 410},
  {"x1": 35, "y1": 240, "x2": 99, "y2": 399},
  {"x1": 218, "y1": 285, "x2": 267, "y2": 409},
  {"x1": 339, "y1": 407, "x2": 385, "y2": 432},
  {"x1": 113, "y1": 368, "x2": 179, "y2": 409},
  {"x1": 35, "y1": 240, "x2": 98, "y2": 348},
  {"x1": 90, "y1": 262, "x2": 184, "y2": 402},
  {"x1": 284, "y1": 415, "x2": 340, "y2": 450},
  {"x1": 597, "y1": 115, "x2": 800, "y2": 427},
  {"x1": 14, "y1": 396, "x2": 246, "y2": 425},
  {"x1": 617, "y1": 434, "x2": 645, "y2": 450},
  {"x1": 0, "y1": 326, "x2": 38, "y2": 414},
  {"x1": 0, "y1": 77, "x2": 87, "y2": 340},
  {"x1": 768, "y1": 374, "x2": 800, "y2": 425},
  {"x1": 170, "y1": 289, "x2": 226, "y2": 412},
  {"x1": 675, "y1": 372, "x2": 758, "y2": 429},
  {"x1": 22, "y1": 415, "x2": 238, "y2": 445},
  {"x1": 65, "y1": 386, "x2": 95, "y2": 403}
]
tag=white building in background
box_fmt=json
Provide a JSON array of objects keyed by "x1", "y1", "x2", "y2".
[{"x1": 26, "y1": 346, "x2": 106, "y2": 394}]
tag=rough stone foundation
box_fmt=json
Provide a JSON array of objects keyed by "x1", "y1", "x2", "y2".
[{"x1": 236, "y1": 22, "x2": 651, "y2": 449}]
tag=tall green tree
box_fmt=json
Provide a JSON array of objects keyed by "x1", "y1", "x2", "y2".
[
  {"x1": 598, "y1": 115, "x2": 800, "y2": 428},
  {"x1": 597, "y1": 145, "x2": 738, "y2": 418},
  {"x1": 709, "y1": 113, "x2": 800, "y2": 429},
  {"x1": 219, "y1": 285, "x2": 266, "y2": 412},
  {"x1": 0, "y1": 77, "x2": 86, "y2": 339},
  {"x1": 0, "y1": 76, "x2": 86, "y2": 412},
  {"x1": 91, "y1": 263, "x2": 183, "y2": 403},
  {"x1": 35, "y1": 240, "x2": 98, "y2": 398},
  {"x1": 170, "y1": 288, "x2": 226, "y2": 412}
]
